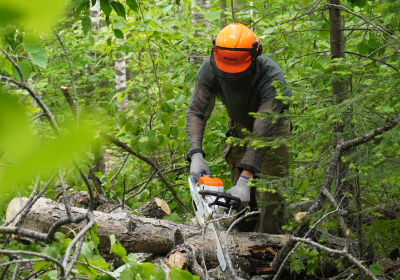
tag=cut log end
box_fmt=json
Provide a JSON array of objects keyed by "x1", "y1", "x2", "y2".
[
  {"x1": 6, "y1": 197, "x2": 22, "y2": 227},
  {"x1": 135, "y1": 198, "x2": 171, "y2": 219}
]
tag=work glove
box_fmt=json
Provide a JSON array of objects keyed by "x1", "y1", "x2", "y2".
[
  {"x1": 227, "y1": 176, "x2": 250, "y2": 208},
  {"x1": 190, "y1": 153, "x2": 211, "y2": 179}
]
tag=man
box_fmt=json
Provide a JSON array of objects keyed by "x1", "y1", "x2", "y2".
[{"x1": 186, "y1": 23, "x2": 292, "y2": 234}]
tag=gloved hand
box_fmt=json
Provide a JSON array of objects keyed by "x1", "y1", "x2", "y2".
[
  {"x1": 227, "y1": 176, "x2": 250, "y2": 208},
  {"x1": 190, "y1": 153, "x2": 210, "y2": 179}
]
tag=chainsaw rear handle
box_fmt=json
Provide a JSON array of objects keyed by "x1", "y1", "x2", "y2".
[{"x1": 198, "y1": 190, "x2": 241, "y2": 210}]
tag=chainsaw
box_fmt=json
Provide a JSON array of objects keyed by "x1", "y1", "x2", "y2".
[{"x1": 188, "y1": 172, "x2": 241, "y2": 271}]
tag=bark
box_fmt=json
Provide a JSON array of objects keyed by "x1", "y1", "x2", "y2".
[
  {"x1": 219, "y1": 0, "x2": 227, "y2": 30},
  {"x1": 85, "y1": 0, "x2": 106, "y2": 175},
  {"x1": 7, "y1": 197, "x2": 289, "y2": 276},
  {"x1": 135, "y1": 198, "x2": 171, "y2": 219},
  {"x1": 190, "y1": 0, "x2": 211, "y2": 65},
  {"x1": 60, "y1": 86, "x2": 77, "y2": 119},
  {"x1": 115, "y1": 41, "x2": 128, "y2": 112},
  {"x1": 329, "y1": 0, "x2": 350, "y2": 238}
]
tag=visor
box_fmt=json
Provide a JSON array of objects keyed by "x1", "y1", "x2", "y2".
[{"x1": 210, "y1": 43, "x2": 258, "y2": 79}]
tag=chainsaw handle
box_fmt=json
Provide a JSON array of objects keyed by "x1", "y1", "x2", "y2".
[{"x1": 198, "y1": 190, "x2": 241, "y2": 210}]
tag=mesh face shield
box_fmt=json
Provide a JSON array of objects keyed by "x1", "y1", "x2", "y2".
[{"x1": 210, "y1": 42, "x2": 259, "y2": 80}]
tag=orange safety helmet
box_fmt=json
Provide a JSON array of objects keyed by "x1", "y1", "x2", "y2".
[{"x1": 212, "y1": 23, "x2": 262, "y2": 75}]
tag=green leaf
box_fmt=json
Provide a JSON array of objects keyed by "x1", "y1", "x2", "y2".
[
  {"x1": 12, "y1": 59, "x2": 32, "y2": 81},
  {"x1": 175, "y1": 94, "x2": 186, "y2": 107},
  {"x1": 170, "y1": 127, "x2": 178, "y2": 138},
  {"x1": 120, "y1": 267, "x2": 134, "y2": 280},
  {"x1": 74, "y1": 2, "x2": 86, "y2": 22},
  {"x1": 169, "y1": 267, "x2": 198, "y2": 280},
  {"x1": 22, "y1": 270, "x2": 30, "y2": 277},
  {"x1": 126, "y1": 0, "x2": 138, "y2": 12},
  {"x1": 111, "y1": 242, "x2": 127, "y2": 260},
  {"x1": 33, "y1": 261, "x2": 51, "y2": 272},
  {"x1": 148, "y1": 136, "x2": 159, "y2": 148},
  {"x1": 5, "y1": 25, "x2": 16, "y2": 36},
  {"x1": 111, "y1": 1, "x2": 126, "y2": 18},
  {"x1": 114, "y1": 29, "x2": 124, "y2": 39},
  {"x1": 82, "y1": 15, "x2": 91, "y2": 33},
  {"x1": 145, "y1": 129, "x2": 156, "y2": 138},
  {"x1": 368, "y1": 40, "x2": 379, "y2": 51},
  {"x1": 85, "y1": 151, "x2": 95, "y2": 161},
  {"x1": 162, "y1": 82, "x2": 174, "y2": 100},
  {"x1": 357, "y1": 42, "x2": 369, "y2": 55},
  {"x1": 369, "y1": 264, "x2": 383, "y2": 276},
  {"x1": 91, "y1": 223, "x2": 100, "y2": 248},
  {"x1": 319, "y1": 22, "x2": 329, "y2": 38},
  {"x1": 43, "y1": 245, "x2": 61, "y2": 259},
  {"x1": 162, "y1": 213, "x2": 183, "y2": 223},
  {"x1": 203, "y1": 142, "x2": 215, "y2": 153},
  {"x1": 100, "y1": 0, "x2": 112, "y2": 15},
  {"x1": 159, "y1": 125, "x2": 170, "y2": 135},
  {"x1": 290, "y1": 259, "x2": 305, "y2": 273},
  {"x1": 29, "y1": 48, "x2": 48, "y2": 68},
  {"x1": 0, "y1": 0, "x2": 65, "y2": 32}
]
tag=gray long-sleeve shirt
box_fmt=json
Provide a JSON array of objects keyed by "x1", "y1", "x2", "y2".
[{"x1": 186, "y1": 54, "x2": 292, "y2": 174}]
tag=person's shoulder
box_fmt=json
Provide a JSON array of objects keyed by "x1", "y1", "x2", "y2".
[
  {"x1": 257, "y1": 55, "x2": 284, "y2": 76},
  {"x1": 196, "y1": 56, "x2": 217, "y2": 83}
]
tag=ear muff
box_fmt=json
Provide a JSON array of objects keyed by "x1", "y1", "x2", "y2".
[
  {"x1": 212, "y1": 37, "x2": 216, "y2": 45},
  {"x1": 252, "y1": 40, "x2": 263, "y2": 57},
  {"x1": 257, "y1": 41, "x2": 263, "y2": 57}
]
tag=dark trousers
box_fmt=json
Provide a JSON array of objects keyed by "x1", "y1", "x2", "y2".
[{"x1": 221, "y1": 124, "x2": 290, "y2": 234}]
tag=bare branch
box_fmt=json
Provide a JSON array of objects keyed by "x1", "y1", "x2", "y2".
[
  {"x1": 327, "y1": 4, "x2": 400, "y2": 53},
  {"x1": 110, "y1": 153, "x2": 129, "y2": 182},
  {"x1": 76, "y1": 261, "x2": 119, "y2": 280},
  {"x1": 100, "y1": 132, "x2": 190, "y2": 212},
  {"x1": 62, "y1": 213, "x2": 95, "y2": 276},
  {"x1": 59, "y1": 167, "x2": 72, "y2": 218},
  {"x1": 1, "y1": 48, "x2": 24, "y2": 83},
  {"x1": 292, "y1": 237, "x2": 379, "y2": 280},
  {"x1": 274, "y1": 1, "x2": 324, "y2": 27},
  {"x1": 55, "y1": 29, "x2": 79, "y2": 122},
  {"x1": 30, "y1": 113, "x2": 46, "y2": 122},
  {"x1": 224, "y1": 210, "x2": 259, "y2": 279},
  {"x1": 0, "y1": 250, "x2": 65, "y2": 276},
  {"x1": 0, "y1": 258, "x2": 46, "y2": 268},
  {"x1": 343, "y1": 51, "x2": 398, "y2": 71},
  {"x1": 15, "y1": 174, "x2": 57, "y2": 228},
  {"x1": 60, "y1": 86, "x2": 78, "y2": 120}
]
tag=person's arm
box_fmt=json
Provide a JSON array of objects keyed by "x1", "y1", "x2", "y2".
[{"x1": 186, "y1": 62, "x2": 217, "y2": 180}]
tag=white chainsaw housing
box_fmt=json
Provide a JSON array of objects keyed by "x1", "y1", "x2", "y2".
[{"x1": 188, "y1": 176, "x2": 233, "y2": 227}]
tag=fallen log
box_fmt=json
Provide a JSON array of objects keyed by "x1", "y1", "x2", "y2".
[{"x1": 6, "y1": 197, "x2": 289, "y2": 277}]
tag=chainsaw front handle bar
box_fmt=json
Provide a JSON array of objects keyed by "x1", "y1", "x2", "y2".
[{"x1": 198, "y1": 190, "x2": 241, "y2": 210}]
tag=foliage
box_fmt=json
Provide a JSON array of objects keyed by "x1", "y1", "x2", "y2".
[{"x1": 0, "y1": 0, "x2": 400, "y2": 278}]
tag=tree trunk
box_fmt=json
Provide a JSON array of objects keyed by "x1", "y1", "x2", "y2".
[
  {"x1": 329, "y1": 0, "x2": 350, "y2": 238},
  {"x1": 7, "y1": 197, "x2": 289, "y2": 276},
  {"x1": 190, "y1": 0, "x2": 211, "y2": 65},
  {"x1": 115, "y1": 40, "x2": 128, "y2": 112}
]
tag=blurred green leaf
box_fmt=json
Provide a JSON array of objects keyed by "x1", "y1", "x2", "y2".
[
  {"x1": 0, "y1": 0, "x2": 66, "y2": 32},
  {"x1": 111, "y1": 2, "x2": 126, "y2": 18},
  {"x1": 100, "y1": 0, "x2": 112, "y2": 15},
  {"x1": 82, "y1": 16, "x2": 91, "y2": 34},
  {"x1": 114, "y1": 29, "x2": 124, "y2": 39},
  {"x1": 126, "y1": 0, "x2": 138, "y2": 12}
]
